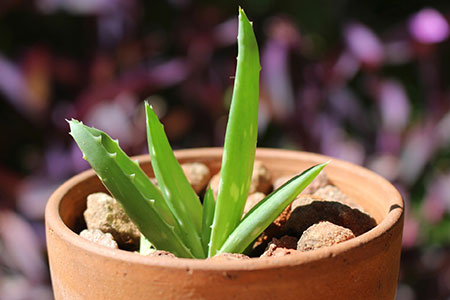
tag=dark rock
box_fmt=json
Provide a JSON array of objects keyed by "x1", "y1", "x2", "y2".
[
  {"x1": 286, "y1": 197, "x2": 376, "y2": 237},
  {"x1": 261, "y1": 236, "x2": 300, "y2": 258}
]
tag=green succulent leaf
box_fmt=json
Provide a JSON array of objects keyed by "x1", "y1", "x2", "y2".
[
  {"x1": 145, "y1": 103, "x2": 205, "y2": 258},
  {"x1": 218, "y1": 162, "x2": 328, "y2": 254},
  {"x1": 208, "y1": 7, "x2": 261, "y2": 256},
  {"x1": 201, "y1": 187, "x2": 215, "y2": 255},
  {"x1": 68, "y1": 120, "x2": 195, "y2": 258},
  {"x1": 139, "y1": 235, "x2": 155, "y2": 256}
]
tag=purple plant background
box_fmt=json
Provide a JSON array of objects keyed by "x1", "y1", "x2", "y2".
[{"x1": 0, "y1": 1, "x2": 450, "y2": 299}]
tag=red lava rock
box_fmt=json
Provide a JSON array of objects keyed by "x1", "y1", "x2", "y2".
[
  {"x1": 297, "y1": 221, "x2": 355, "y2": 252},
  {"x1": 79, "y1": 229, "x2": 118, "y2": 249},
  {"x1": 270, "y1": 204, "x2": 292, "y2": 233},
  {"x1": 208, "y1": 253, "x2": 250, "y2": 261},
  {"x1": 251, "y1": 204, "x2": 293, "y2": 256},
  {"x1": 83, "y1": 192, "x2": 141, "y2": 250},
  {"x1": 273, "y1": 171, "x2": 330, "y2": 194},
  {"x1": 181, "y1": 162, "x2": 211, "y2": 194}
]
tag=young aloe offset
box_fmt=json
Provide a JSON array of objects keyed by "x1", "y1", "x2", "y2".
[
  {"x1": 69, "y1": 8, "x2": 327, "y2": 259},
  {"x1": 207, "y1": 7, "x2": 261, "y2": 257}
]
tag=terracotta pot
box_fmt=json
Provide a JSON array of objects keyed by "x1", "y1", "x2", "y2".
[{"x1": 46, "y1": 148, "x2": 404, "y2": 300}]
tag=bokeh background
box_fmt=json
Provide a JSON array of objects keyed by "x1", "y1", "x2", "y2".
[{"x1": 1, "y1": 0, "x2": 450, "y2": 299}]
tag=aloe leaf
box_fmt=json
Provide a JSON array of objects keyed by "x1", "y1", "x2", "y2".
[
  {"x1": 139, "y1": 235, "x2": 154, "y2": 256},
  {"x1": 208, "y1": 8, "x2": 261, "y2": 256},
  {"x1": 145, "y1": 104, "x2": 205, "y2": 258},
  {"x1": 201, "y1": 187, "x2": 215, "y2": 255},
  {"x1": 69, "y1": 119, "x2": 195, "y2": 258},
  {"x1": 218, "y1": 163, "x2": 328, "y2": 254}
]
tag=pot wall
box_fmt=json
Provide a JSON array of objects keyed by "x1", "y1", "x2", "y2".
[{"x1": 46, "y1": 148, "x2": 404, "y2": 300}]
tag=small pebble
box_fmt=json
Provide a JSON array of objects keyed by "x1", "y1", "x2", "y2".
[
  {"x1": 261, "y1": 245, "x2": 299, "y2": 258},
  {"x1": 297, "y1": 221, "x2": 355, "y2": 252},
  {"x1": 84, "y1": 192, "x2": 141, "y2": 250},
  {"x1": 209, "y1": 160, "x2": 272, "y2": 198},
  {"x1": 243, "y1": 192, "x2": 266, "y2": 216},
  {"x1": 260, "y1": 236, "x2": 300, "y2": 258},
  {"x1": 290, "y1": 195, "x2": 323, "y2": 212},
  {"x1": 181, "y1": 162, "x2": 211, "y2": 194},
  {"x1": 209, "y1": 173, "x2": 220, "y2": 198},
  {"x1": 313, "y1": 185, "x2": 361, "y2": 210},
  {"x1": 249, "y1": 161, "x2": 272, "y2": 194},
  {"x1": 273, "y1": 171, "x2": 330, "y2": 194},
  {"x1": 80, "y1": 229, "x2": 118, "y2": 249}
]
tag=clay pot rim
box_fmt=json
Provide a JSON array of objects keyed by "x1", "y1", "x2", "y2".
[{"x1": 46, "y1": 147, "x2": 403, "y2": 271}]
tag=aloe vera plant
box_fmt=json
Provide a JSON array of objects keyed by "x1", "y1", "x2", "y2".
[{"x1": 69, "y1": 8, "x2": 327, "y2": 259}]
